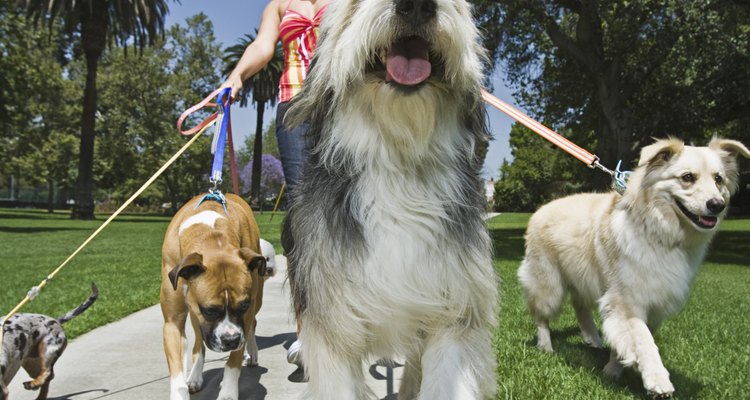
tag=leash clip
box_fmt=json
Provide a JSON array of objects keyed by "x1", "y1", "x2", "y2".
[
  {"x1": 591, "y1": 159, "x2": 631, "y2": 195},
  {"x1": 611, "y1": 160, "x2": 632, "y2": 195},
  {"x1": 196, "y1": 187, "x2": 229, "y2": 215}
]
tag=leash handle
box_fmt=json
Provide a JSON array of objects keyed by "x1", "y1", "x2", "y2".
[
  {"x1": 177, "y1": 87, "x2": 224, "y2": 136},
  {"x1": 210, "y1": 88, "x2": 232, "y2": 185}
]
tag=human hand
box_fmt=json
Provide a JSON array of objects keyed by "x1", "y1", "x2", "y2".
[{"x1": 221, "y1": 73, "x2": 244, "y2": 100}]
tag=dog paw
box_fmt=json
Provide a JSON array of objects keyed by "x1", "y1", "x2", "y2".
[
  {"x1": 535, "y1": 340, "x2": 554, "y2": 353},
  {"x1": 23, "y1": 381, "x2": 40, "y2": 391},
  {"x1": 643, "y1": 370, "x2": 674, "y2": 398},
  {"x1": 581, "y1": 333, "x2": 603, "y2": 348},
  {"x1": 216, "y1": 390, "x2": 238, "y2": 400},
  {"x1": 244, "y1": 351, "x2": 259, "y2": 367},
  {"x1": 187, "y1": 377, "x2": 203, "y2": 394},
  {"x1": 603, "y1": 360, "x2": 624, "y2": 379}
]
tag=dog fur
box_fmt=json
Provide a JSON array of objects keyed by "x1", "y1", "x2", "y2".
[
  {"x1": 282, "y1": 0, "x2": 498, "y2": 399},
  {"x1": 1, "y1": 283, "x2": 98, "y2": 400},
  {"x1": 160, "y1": 194, "x2": 266, "y2": 400},
  {"x1": 518, "y1": 137, "x2": 750, "y2": 397}
]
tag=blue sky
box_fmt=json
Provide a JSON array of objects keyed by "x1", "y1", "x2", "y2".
[{"x1": 165, "y1": 0, "x2": 521, "y2": 179}]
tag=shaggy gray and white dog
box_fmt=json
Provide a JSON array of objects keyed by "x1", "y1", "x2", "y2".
[{"x1": 282, "y1": 0, "x2": 498, "y2": 399}]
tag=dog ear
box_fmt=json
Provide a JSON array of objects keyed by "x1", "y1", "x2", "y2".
[
  {"x1": 168, "y1": 253, "x2": 206, "y2": 290},
  {"x1": 708, "y1": 137, "x2": 750, "y2": 159},
  {"x1": 638, "y1": 138, "x2": 684, "y2": 168},
  {"x1": 239, "y1": 247, "x2": 267, "y2": 276},
  {"x1": 709, "y1": 137, "x2": 750, "y2": 194}
]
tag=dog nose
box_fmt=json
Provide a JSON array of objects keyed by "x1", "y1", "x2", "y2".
[
  {"x1": 395, "y1": 0, "x2": 436, "y2": 25},
  {"x1": 221, "y1": 332, "x2": 242, "y2": 349},
  {"x1": 706, "y1": 198, "x2": 725, "y2": 214}
]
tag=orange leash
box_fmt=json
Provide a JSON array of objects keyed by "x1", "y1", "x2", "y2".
[
  {"x1": 481, "y1": 89, "x2": 599, "y2": 166},
  {"x1": 481, "y1": 89, "x2": 629, "y2": 192}
]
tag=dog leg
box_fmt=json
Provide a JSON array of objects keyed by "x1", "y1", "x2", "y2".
[
  {"x1": 398, "y1": 353, "x2": 422, "y2": 400},
  {"x1": 186, "y1": 314, "x2": 205, "y2": 394},
  {"x1": 518, "y1": 256, "x2": 565, "y2": 352},
  {"x1": 603, "y1": 350, "x2": 624, "y2": 379},
  {"x1": 35, "y1": 377, "x2": 51, "y2": 400},
  {"x1": 23, "y1": 339, "x2": 60, "y2": 398},
  {"x1": 244, "y1": 327, "x2": 259, "y2": 367},
  {"x1": 244, "y1": 317, "x2": 259, "y2": 367},
  {"x1": 300, "y1": 327, "x2": 373, "y2": 400},
  {"x1": 418, "y1": 329, "x2": 496, "y2": 400},
  {"x1": 1, "y1": 377, "x2": 8, "y2": 400},
  {"x1": 602, "y1": 310, "x2": 674, "y2": 397},
  {"x1": 216, "y1": 349, "x2": 244, "y2": 400},
  {"x1": 572, "y1": 295, "x2": 602, "y2": 348},
  {"x1": 163, "y1": 317, "x2": 189, "y2": 399}
]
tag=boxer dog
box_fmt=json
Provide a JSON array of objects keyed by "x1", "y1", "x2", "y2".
[{"x1": 161, "y1": 193, "x2": 266, "y2": 400}]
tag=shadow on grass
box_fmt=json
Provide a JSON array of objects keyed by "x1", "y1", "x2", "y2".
[
  {"x1": 0, "y1": 226, "x2": 90, "y2": 234},
  {"x1": 535, "y1": 326, "x2": 705, "y2": 399},
  {"x1": 705, "y1": 231, "x2": 750, "y2": 266},
  {"x1": 490, "y1": 228, "x2": 526, "y2": 261}
]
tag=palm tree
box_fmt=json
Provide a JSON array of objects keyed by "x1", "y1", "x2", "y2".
[
  {"x1": 222, "y1": 33, "x2": 284, "y2": 207},
  {"x1": 22, "y1": 0, "x2": 171, "y2": 219}
]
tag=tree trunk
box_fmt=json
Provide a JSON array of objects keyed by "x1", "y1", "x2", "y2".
[
  {"x1": 47, "y1": 179, "x2": 54, "y2": 213},
  {"x1": 251, "y1": 103, "x2": 265, "y2": 207},
  {"x1": 590, "y1": 75, "x2": 635, "y2": 190},
  {"x1": 72, "y1": 49, "x2": 100, "y2": 220},
  {"x1": 72, "y1": 8, "x2": 106, "y2": 220}
]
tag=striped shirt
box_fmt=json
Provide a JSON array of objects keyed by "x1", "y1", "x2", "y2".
[{"x1": 278, "y1": 3, "x2": 328, "y2": 103}]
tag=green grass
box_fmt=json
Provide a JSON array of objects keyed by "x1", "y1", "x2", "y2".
[
  {"x1": 1, "y1": 209, "x2": 748, "y2": 398},
  {"x1": 488, "y1": 214, "x2": 750, "y2": 399}
]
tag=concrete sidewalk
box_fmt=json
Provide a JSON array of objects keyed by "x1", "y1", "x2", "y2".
[{"x1": 7, "y1": 256, "x2": 401, "y2": 400}]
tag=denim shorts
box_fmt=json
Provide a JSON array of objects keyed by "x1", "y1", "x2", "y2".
[{"x1": 275, "y1": 101, "x2": 310, "y2": 200}]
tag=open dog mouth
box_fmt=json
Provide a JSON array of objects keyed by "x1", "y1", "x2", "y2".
[
  {"x1": 369, "y1": 36, "x2": 437, "y2": 89},
  {"x1": 675, "y1": 200, "x2": 718, "y2": 229}
]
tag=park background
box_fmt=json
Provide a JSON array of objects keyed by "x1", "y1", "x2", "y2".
[
  {"x1": 2, "y1": 1, "x2": 747, "y2": 216},
  {"x1": 1, "y1": 1, "x2": 749, "y2": 399}
]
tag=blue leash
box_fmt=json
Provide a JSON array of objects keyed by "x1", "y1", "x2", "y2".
[{"x1": 197, "y1": 88, "x2": 232, "y2": 215}]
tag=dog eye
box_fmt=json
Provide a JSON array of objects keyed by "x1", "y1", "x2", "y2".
[
  {"x1": 199, "y1": 306, "x2": 224, "y2": 320},
  {"x1": 715, "y1": 174, "x2": 724, "y2": 185},
  {"x1": 681, "y1": 173, "x2": 695, "y2": 183},
  {"x1": 236, "y1": 300, "x2": 252, "y2": 312}
]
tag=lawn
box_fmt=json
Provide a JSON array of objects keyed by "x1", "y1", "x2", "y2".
[{"x1": 1, "y1": 208, "x2": 748, "y2": 398}]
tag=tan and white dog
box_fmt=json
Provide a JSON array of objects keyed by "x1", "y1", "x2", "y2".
[
  {"x1": 518, "y1": 137, "x2": 749, "y2": 397},
  {"x1": 161, "y1": 193, "x2": 266, "y2": 400}
]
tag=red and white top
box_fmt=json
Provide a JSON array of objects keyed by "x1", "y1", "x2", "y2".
[{"x1": 277, "y1": 0, "x2": 328, "y2": 102}]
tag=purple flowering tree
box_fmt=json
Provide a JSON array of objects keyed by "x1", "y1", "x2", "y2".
[{"x1": 240, "y1": 154, "x2": 285, "y2": 207}]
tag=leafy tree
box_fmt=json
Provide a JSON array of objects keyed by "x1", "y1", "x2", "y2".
[
  {"x1": 240, "y1": 154, "x2": 284, "y2": 210},
  {"x1": 95, "y1": 14, "x2": 221, "y2": 213},
  {"x1": 222, "y1": 33, "x2": 284, "y2": 206},
  {"x1": 493, "y1": 122, "x2": 586, "y2": 211},
  {"x1": 476, "y1": 0, "x2": 750, "y2": 191},
  {"x1": 21, "y1": 0, "x2": 173, "y2": 219},
  {"x1": 1, "y1": 6, "x2": 80, "y2": 208},
  {"x1": 237, "y1": 119, "x2": 280, "y2": 168}
]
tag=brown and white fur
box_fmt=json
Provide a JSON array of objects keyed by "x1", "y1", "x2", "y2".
[
  {"x1": 161, "y1": 194, "x2": 267, "y2": 400},
  {"x1": 282, "y1": 0, "x2": 498, "y2": 399},
  {"x1": 1, "y1": 283, "x2": 98, "y2": 400},
  {"x1": 518, "y1": 138, "x2": 750, "y2": 397}
]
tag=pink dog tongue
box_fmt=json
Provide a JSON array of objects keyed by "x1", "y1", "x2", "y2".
[
  {"x1": 385, "y1": 37, "x2": 431, "y2": 86},
  {"x1": 699, "y1": 215, "x2": 717, "y2": 228}
]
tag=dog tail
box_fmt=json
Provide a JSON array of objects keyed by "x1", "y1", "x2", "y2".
[{"x1": 57, "y1": 282, "x2": 99, "y2": 324}]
